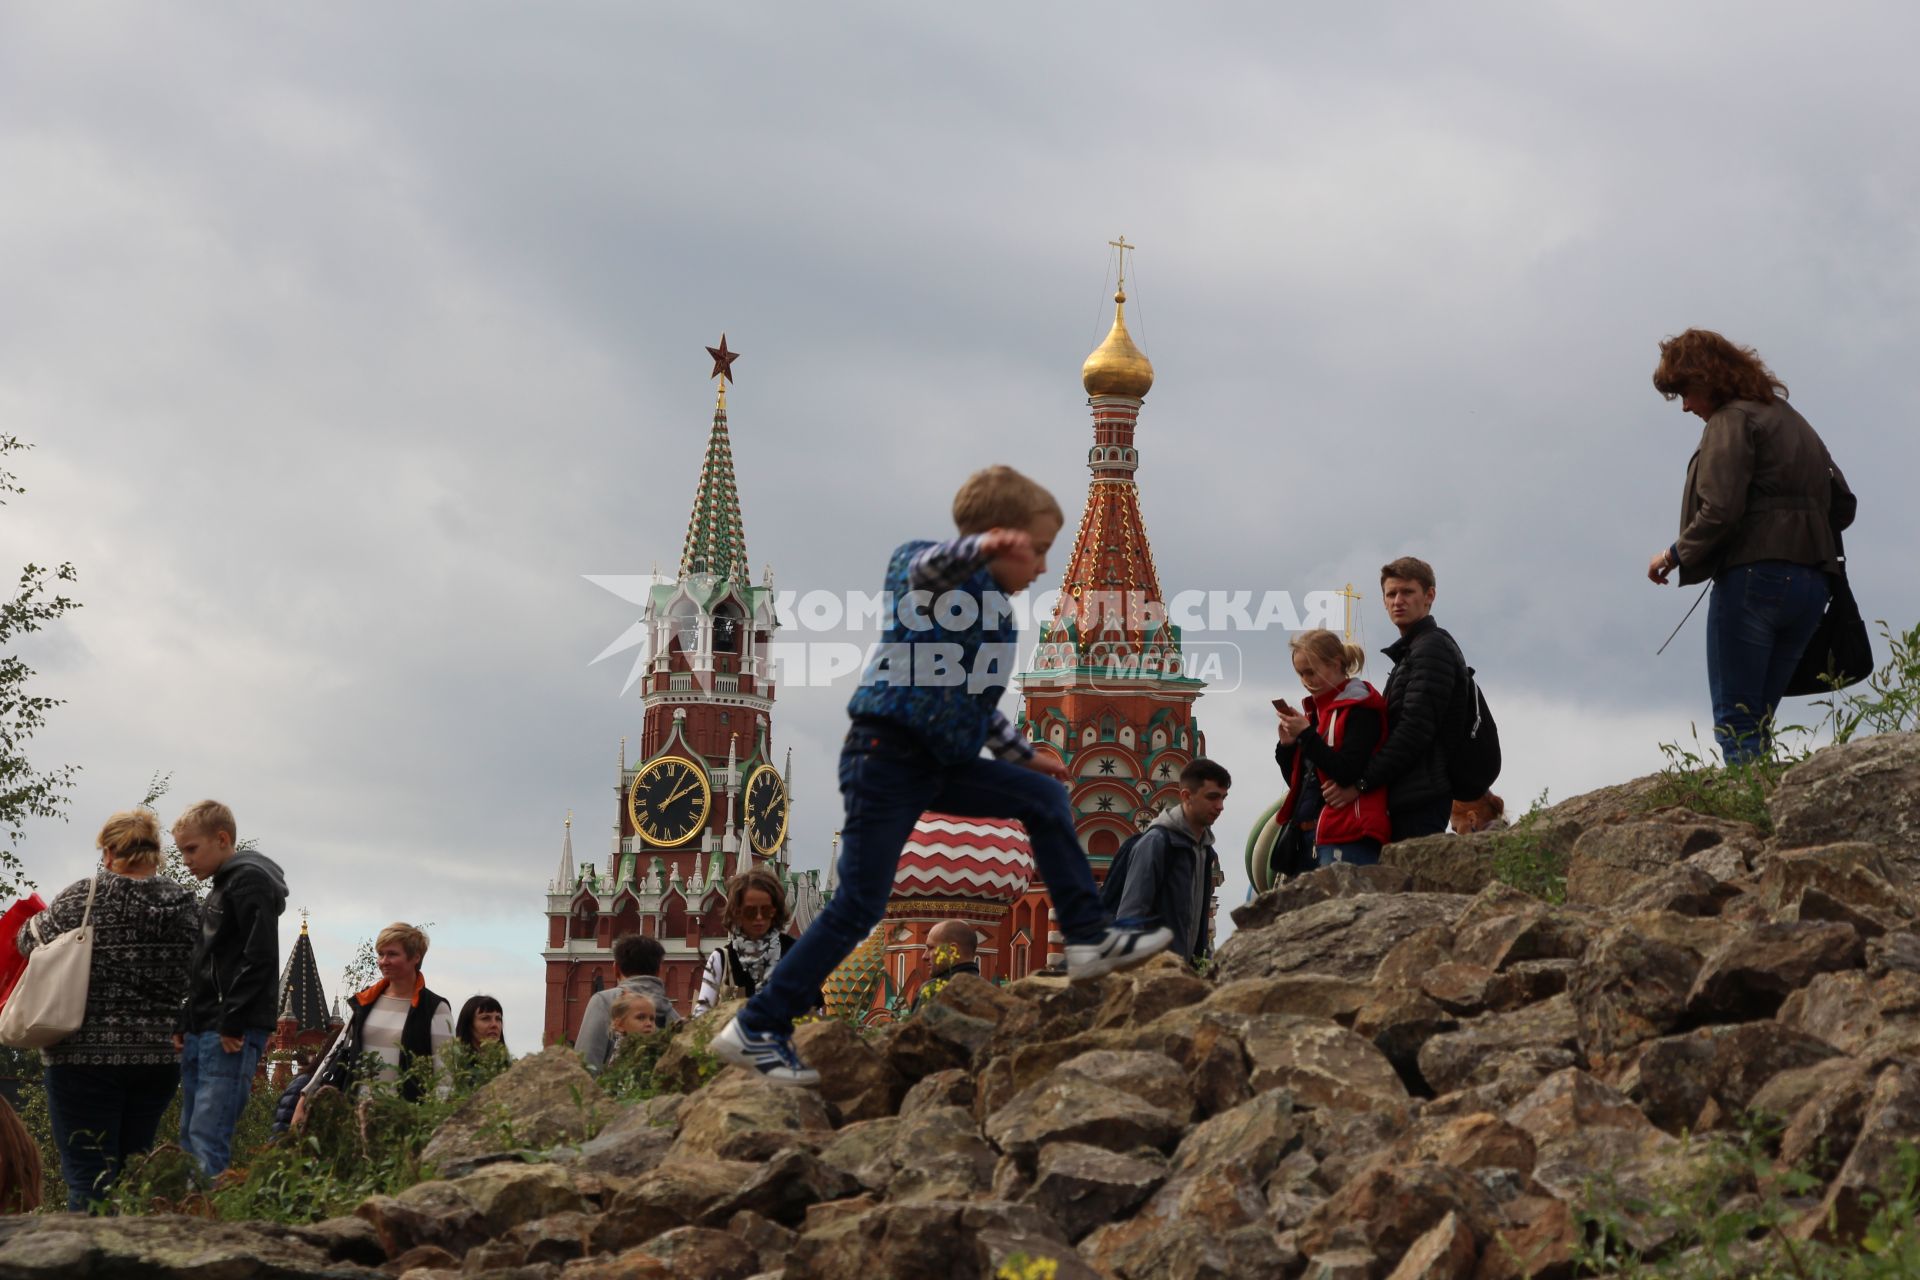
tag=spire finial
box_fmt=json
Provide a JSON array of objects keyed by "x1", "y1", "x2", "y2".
[
  {"x1": 300, "y1": 907, "x2": 310, "y2": 936},
  {"x1": 705, "y1": 333, "x2": 740, "y2": 384},
  {"x1": 1084, "y1": 239, "x2": 1154, "y2": 399},
  {"x1": 1108, "y1": 235, "x2": 1135, "y2": 297}
]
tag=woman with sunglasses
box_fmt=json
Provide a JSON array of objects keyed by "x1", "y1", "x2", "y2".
[{"x1": 692, "y1": 869, "x2": 819, "y2": 1016}]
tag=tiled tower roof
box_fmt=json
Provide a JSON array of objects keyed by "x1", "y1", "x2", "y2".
[
  {"x1": 276, "y1": 917, "x2": 331, "y2": 1033},
  {"x1": 678, "y1": 381, "x2": 750, "y2": 585}
]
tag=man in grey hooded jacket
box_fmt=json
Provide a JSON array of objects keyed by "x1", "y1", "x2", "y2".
[
  {"x1": 1112, "y1": 760, "x2": 1230, "y2": 964},
  {"x1": 577, "y1": 934, "x2": 683, "y2": 1075}
]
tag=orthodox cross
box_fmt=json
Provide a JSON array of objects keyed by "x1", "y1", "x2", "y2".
[
  {"x1": 1108, "y1": 236, "x2": 1135, "y2": 290},
  {"x1": 1338, "y1": 582, "x2": 1364, "y2": 643}
]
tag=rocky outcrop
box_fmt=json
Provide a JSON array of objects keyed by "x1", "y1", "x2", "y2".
[{"x1": 28, "y1": 733, "x2": 1920, "y2": 1280}]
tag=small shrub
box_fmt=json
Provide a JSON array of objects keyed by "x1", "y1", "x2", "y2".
[
  {"x1": 1819, "y1": 620, "x2": 1920, "y2": 744},
  {"x1": 1488, "y1": 790, "x2": 1565, "y2": 903},
  {"x1": 1645, "y1": 726, "x2": 1799, "y2": 834},
  {"x1": 1573, "y1": 1122, "x2": 1920, "y2": 1277}
]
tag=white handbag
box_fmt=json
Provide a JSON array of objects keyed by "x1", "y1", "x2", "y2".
[{"x1": 0, "y1": 870, "x2": 98, "y2": 1048}]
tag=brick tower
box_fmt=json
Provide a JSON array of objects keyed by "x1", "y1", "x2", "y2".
[
  {"x1": 1011, "y1": 242, "x2": 1208, "y2": 972},
  {"x1": 542, "y1": 339, "x2": 821, "y2": 1043}
]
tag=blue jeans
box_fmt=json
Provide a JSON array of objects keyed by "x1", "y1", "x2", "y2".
[
  {"x1": 43, "y1": 1061, "x2": 179, "y2": 1212},
  {"x1": 1706, "y1": 561, "x2": 1830, "y2": 765},
  {"x1": 739, "y1": 720, "x2": 1108, "y2": 1036},
  {"x1": 1316, "y1": 840, "x2": 1382, "y2": 867},
  {"x1": 178, "y1": 1028, "x2": 268, "y2": 1177}
]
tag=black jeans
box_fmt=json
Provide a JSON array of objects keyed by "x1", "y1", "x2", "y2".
[
  {"x1": 44, "y1": 1061, "x2": 180, "y2": 1212},
  {"x1": 1389, "y1": 794, "x2": 1455, "y2": 841}
]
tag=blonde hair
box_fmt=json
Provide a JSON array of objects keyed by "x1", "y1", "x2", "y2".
[
  {"x1": 99, "y1": 809, "x2": 164, "y2": 872},
  {"x1": 611, "y1": 991, "x2": 661, "y2": 1026},
  {"x1": 172, "y1": 799, "x2": 237, "y2": 843},
  {"x1": 951, "y1": 465, "x2": 1064, "y2": 535},
  {"x1": 376, "y1": 922, "x2": 430, "y2": 964},
  {"x1": 1290, "y1": 629, "x2": 1365, "y2": 677}
]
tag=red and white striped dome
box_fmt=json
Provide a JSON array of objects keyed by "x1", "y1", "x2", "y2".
[{"x1": 894, "y1": 813, "x2": 1034, "y2": 904}]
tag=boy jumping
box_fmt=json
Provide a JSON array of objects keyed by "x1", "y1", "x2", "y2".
[{"x1": 714, "y1": 466, "x2": 1172, "y2": 1083}]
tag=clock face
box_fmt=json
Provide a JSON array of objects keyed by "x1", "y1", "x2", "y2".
[
  {"x1": 628, "y1": 756, "x2": 712, "y2": 848},
  {"x1": 743, "y1": 764, "x2": 789, "y2": 855}
]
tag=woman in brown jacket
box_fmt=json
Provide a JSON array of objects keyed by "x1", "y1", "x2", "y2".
[{"x1": 1647, "y1": 329, "x2": 1853, "y2": 765}]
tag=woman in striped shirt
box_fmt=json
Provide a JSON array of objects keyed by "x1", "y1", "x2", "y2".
[{"x1": 295, "y1": 923, "x2": 453, "y2": 1124}]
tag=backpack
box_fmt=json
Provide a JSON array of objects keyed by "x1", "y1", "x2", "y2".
[
  {"x1": 1098, "y1": 832, "x2": 1148, "y2": 914},
  {"x1": 1444, "y1": 639, "x2": 1502, "y2": 801}
]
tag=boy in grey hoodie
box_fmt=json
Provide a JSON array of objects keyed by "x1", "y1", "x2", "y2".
[
  {"x1": 172, "y1": 800, "x2": 287, "y2": 1177},
  {"x1": 576, "y1": 934, "x2": 682, "y2": 1075}
]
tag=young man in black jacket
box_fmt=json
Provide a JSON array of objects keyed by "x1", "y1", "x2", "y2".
[
  {"x1": 172, "y1": 800, "x2": 287, "y2": 1177},
  {"x1": 1112, "y1": 759, "x2": 1230, "y2": 965},
  {"x1": 1326, "y1": 557, "x2": 1469, "y2": 840}
]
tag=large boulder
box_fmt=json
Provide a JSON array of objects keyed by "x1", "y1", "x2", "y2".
[
  {"x1": 792, "y1": 1018, "x2": 904, "y2": 1124},
  {"x1": 1684, "y1": 921, "x2": 1864, "y2": 1021},
  {"x1": 559, "y1": 1093, "x2": 679, "y2": 1182},
  {"x1": 1021, "y1": 1142, "x2": 1168, "y2": 1243},
  {"x1": 589, "y1": 1158, "x2": 759, "y2": 1253},
  {"x1": 1777, "y1": 968, "x2": 1920, "y2": 1057},
  {"x1": 0, "y1": 1216, "x2": 382, "y2": 1279},
  {"x1": 883, "y1": 1105, "x2": 999, "y2": 1203},
  {"x1": 1295, "y1": 1161, "x2": 1504, "y2": 1272},
  {"x1": 1803, "y1": 1061, "x2": 1920, "y2": 1242},
  {"x1": 1232, "y1": 863, "x2": 1415, "y2": 930},
  {"x1": 1758, "y1": 845, "x2": 1920, "y2": 939},
  {"x1": 1078, "y1": 1162, "x2": 1288, "y2": 1279},
  {"x1": 1564, "y1": 814, "x2": 1760, "y2": 908},
  {"x1": 1243, "y1": 1013, "x2": 1411, "y2": 1113},
  {"x1": 1616, "y1": 1024, "x2": 1840, "y2": 1134},
  {"x1": 1769, "y1": 733, "x2": 1920, "y2": 871},
  {"x1": 1213, "y1": 893, "x2": 1471, "y2": 985},
  {"x1": 983, "y1": 1073, "x2": 1187, "y2": 1165},
  {"x1": 1417, "y1": 995, "x2": 1580, "y2": 1098},
  {"x1": 1568, "y1": 914, "x2": 1722, "y2": 1068},
  {"x1": 1382, "y1": 832, "x2": 1500, "y2": 895},
  {"x1": 1168, "y1": 1089, "x2": 1296, "y2": 1182},
  {"x1": 672, "y1": 1068, "x2": 834, "y2": 1160},
  {"x1": 1203, "y1": 975, "x2": 1373, "y2": 1024},
  {"x1": 419, "y1": 1045, "x2": 610, "y2": 1176},
  {"x1": 788, "y1": 1199, "x2": 1097, "y2": 1280}
]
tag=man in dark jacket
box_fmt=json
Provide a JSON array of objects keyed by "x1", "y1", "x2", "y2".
[
  {"x1": 1327, "y1": 557, "x2": 1469, "y2": 840},
  {"x1": 172, "y1": 800, "x2": 287, "y2": 1178},
  {"x1": 1112, "y1": 759, "x2": 1230, "y2": 964}
]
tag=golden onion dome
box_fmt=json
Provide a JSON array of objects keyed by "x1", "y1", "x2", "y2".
[{"x1": 1081, "y1": 289, "x2": 1155, "y2": 399}]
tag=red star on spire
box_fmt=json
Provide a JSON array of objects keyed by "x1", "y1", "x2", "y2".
[{"x1": 706, "y1": 334, "x2": 740, "y2": 383}]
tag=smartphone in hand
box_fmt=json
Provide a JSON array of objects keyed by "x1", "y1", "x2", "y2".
[{"x1": 1272, "y1": 698, "x2": 1294, "y2": 716}]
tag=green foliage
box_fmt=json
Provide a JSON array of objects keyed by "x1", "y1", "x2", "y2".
[
  {"x1": 1488, "y1": 790, "x2": 1566, "y2": 904},
  {"x1": 1646, "y1": 725, "x2": 1800, "y2": 834},
  {"x1": 1818, "y1": 620, "x2": 1920, "y2": 745},
  {"x1": 105, "y1": 1048, "x2": 492, "y2": 1223},
  {"x1": 1573, "y1": 1125, "x2": 1920, "y2": 1278},
  {"x1": 0, "y1": 435, "x2": 81, "y2": 898}
]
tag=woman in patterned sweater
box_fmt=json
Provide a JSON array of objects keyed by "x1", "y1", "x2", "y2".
[{"x1": 16, "y1": 809, "x2": 199, "y2": 1212}]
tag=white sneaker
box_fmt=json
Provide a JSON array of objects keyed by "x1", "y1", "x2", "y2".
[
  {"x1": 1065, "y1": 923, "x2": 1175, "y2": 983},
  {"x1": 710, "y1": 1017, "x2": 821, "y2": 1086}
]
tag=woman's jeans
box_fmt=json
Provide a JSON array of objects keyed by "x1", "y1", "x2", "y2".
[
  {"x1": 1706, "y1": 561, "x2": 1830, "y2": 765},
  {"x1": 1317, "y1": 840, "x2": 1383, "y2": 868},
  {"x1": 739, "y1": 720, "x2": 1108, "y2": 1037},
  {"x1": 44, "y1": 1061, "x2": 180, "y2": 1212}
]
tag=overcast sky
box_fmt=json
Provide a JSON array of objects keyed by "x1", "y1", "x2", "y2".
[{"x1": 8, "y1": 3, "x2": 1917, "y2": 1048}]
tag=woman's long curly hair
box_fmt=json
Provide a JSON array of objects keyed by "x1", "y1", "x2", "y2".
[
  {"x1": 0, "y1": 1095, "x2": 43, "y2": 1213},
  {"x1": 1652, "y1": 329, "x2": 1789, "y2": 410}
]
